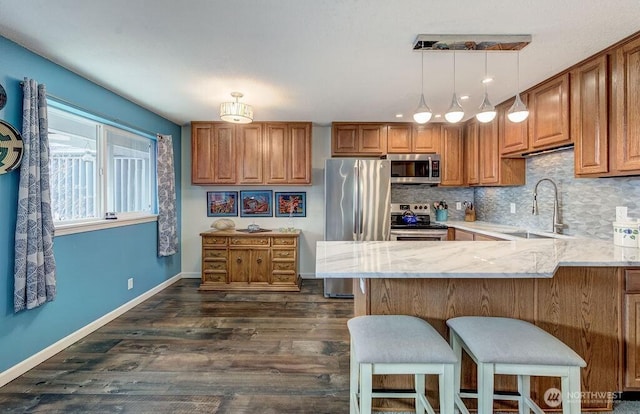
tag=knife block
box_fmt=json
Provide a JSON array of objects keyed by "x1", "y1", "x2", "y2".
[{"x1": 464, "y1": 208, "x2": 476, "y2": 222}]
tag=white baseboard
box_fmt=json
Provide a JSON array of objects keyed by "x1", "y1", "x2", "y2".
[
  {"x1": 180, "y1": 272, "x2": 201, "y2": 278},
  {"x1": 0, "y1": 272, "x2": 184, "y2": 388}
]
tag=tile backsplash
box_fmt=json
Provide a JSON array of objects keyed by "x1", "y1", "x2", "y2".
[
  {"x1": 392, "y1": 148, "x2": 640, "y2": 240},
  {"x1": 476, "y1": 148, "x2": 640, "y2": 240}
]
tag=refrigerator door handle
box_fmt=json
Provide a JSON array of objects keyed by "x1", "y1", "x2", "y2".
[{"x1": 353, "y1": 163, "x2": 359, "y2": 238}]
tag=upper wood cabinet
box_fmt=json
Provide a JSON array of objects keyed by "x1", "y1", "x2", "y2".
[
  {"x1": 332, "y1": 123, "x2": 387, "y2": 156},
  {"x1": 191, "y1": 121, "x2": 312, "y2": 185},
  {"x1": 464, "y1": 120, "x2": 479, "y2": 185},
  {"x1": 611, "y1": 35, "x2": 640, "y2": 174},
  {"x1": 440, "y1": 125, "x2": 464, "y2": 186},
  {"x1": 387, "y1": 123, "x2": 441, "y2": 153},
  {"x1": 528, "y1": 73, "x2": 571, "y2": 151},
  {"x1": 411, "y1": 124, "x2": 441, "y2": 153},
  {"x1": 237, "y1": 123, "x2": 264, "y2": 184},
  {"x1": 264, "y1": 123, "x2": 312, "y2": 185},
  {"x1": 386, "y1": 124, "x2": 413, "y2": 153},
  {"x1": 572, "y1": 55, "x2": 609, "y2": 176},
  {"x1": 465, "y1": 117, "x2": 525, "y2": 186},
  {"x1": 478, "y1": 119, "x2": 501, "y2": 185},
  {"x1": 499, "y1": 96, "x2": 529, "y2": 157}
]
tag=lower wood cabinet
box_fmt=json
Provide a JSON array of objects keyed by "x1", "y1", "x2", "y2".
[
  {"x1": 199, "y1": 230, "x2": 301, "y2": 291},
  {"x1": 454, "y1": 228, "x2": 504, "y2": 241},
  {"x1": 625, "y1": 268, "x2": 640, "y2": 389}
]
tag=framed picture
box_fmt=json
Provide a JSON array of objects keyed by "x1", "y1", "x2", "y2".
[
  {"x1": 206, "y1": 191, "x2": 238, "y2": 217},
  {"x1": 240, "y1": 190, "x2": 273, "y2": 217},
  {"x1": 275, "y1": 192, "x2": 306, "y2": 217}
]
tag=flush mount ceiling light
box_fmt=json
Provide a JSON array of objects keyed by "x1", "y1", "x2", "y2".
[
  {"x1": 444, "y1": 50, "x2": 464, "y2": 124},
  {"x1": 508, "y1": 51, "x2": 530, "y2": 123},
  {"x1": 413, "y1": 49, "x2": 433, "y2": 124},
  {"x1": 220, "y1": 92, "x2": 254, "y2": 124},
  {"x1": 476, "y1": 51, "x2": 497, "y2": 123}
]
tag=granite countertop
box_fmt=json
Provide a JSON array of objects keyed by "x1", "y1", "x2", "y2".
[{"x1": 316, "y1": 222, "x2": 640, "y2": 278}]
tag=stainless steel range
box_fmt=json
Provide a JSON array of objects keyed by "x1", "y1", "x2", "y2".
[{"x1": 390, "y1": 203, "x2": 449, "y2": 241}]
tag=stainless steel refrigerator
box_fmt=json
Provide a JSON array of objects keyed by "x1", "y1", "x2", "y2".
[{"x1": 323, "y1": 158, "x2": 391, "y2": 298}]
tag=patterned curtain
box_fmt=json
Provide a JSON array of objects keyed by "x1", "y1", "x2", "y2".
[
  {"x1": 14, "y1": 78, "x2": 56, "y2": 312},
  {"x1": 156, "y1": 134, "x2": 178, "y2": 256}
]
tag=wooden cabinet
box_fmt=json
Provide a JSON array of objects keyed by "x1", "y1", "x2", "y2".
[
  {"x1": 467, "y1": 117, "x2": 525, "y2": 186},
  {"x1": 454, "y1": 228, "x2": 505, "y2": 241},
  {"x1": 332, "y1": 123, "x2": 387, "y2": 156},
  {"x1": 386, "y1": 124, "x2": 413, "y2": 153},
  {"x1": 191, "y1": 121, "x2": 312, "y2": 185},
  {"x1": 199, "y1": 230, "x2": 301, "y2": 291},
  {"x1": 625, "y1": 269, "x2": 640, "y2": 389},
  {"x1": 572, "y1": 55, "x2": 610, "y2": 176},
  {"x1": 499, "y1": 96, "x2": 529, "y2": 157},
  {"x1": 478, "y1": 118, "x2": 500, "y2": 184},
  {"x1": 464, "y1": 120, "x2": 479, "y2": 185},
  {"x1": 191, "y1": 122, "x2": 237, "y2": 184},
  {"x1": 412, "y1": 124, "x2": 441, "y2": 153},
  {"x1": 264, "y1": 123, "x2": 312, "y2": 184},
  {"x1": 611, "y1": 35, "x2": 640, "y2": 174},
  {"x1": 387, "y1": 123, "x2": 441, "y2": 154},
  {"x1": 440, "y1": 125, "x2": 464, "y2": 186},
  {"x1": 237, "y1": 123, "x2": 263, "y2": 184},
  {"x1": 528, "y1": 73, "x2": 571, "y2": 151}
]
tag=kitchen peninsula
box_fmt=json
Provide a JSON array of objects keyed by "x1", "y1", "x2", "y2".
[{"x1": 316, "y1": 238, "x2": 640, "y2": 411}]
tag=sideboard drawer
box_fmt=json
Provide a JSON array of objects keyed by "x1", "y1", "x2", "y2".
[
  {"x1": 273, "y1": 261, "x2": 296, "y2": 272},
  {"x1": 230, "y1": 237, "x2": 270, "y2": 246},
  {"x1": 202, "y1": 236, "x2": 227, "y2": 246},
  {"x1": 203, "y1": 261, "x2": 227, "y2": 271},
  {"x1": 273, "y1": 237, "x2": 297, "y2": 246},
  {"x1": 272, "y1": 249, "x2": 296, "y2": 259},
  {"x1": 203, "y1": 249, "x2": 226, "y2": 259}
]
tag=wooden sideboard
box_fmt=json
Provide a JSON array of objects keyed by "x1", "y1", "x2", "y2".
[{"x1": 199, "y1": 229, "x2": 301, "y2": 291}]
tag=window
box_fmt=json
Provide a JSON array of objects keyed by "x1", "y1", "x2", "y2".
[{"x1": 48, "y1": 106, "x2": 156, "y2": 226}]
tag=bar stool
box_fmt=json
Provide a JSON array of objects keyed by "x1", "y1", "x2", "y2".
[
  {"x1": 446, "y1": 316, "x2": 586, "y2": 414},
  {"x1": 347, "y1": 315, "x2": 457, "y2": 414}
]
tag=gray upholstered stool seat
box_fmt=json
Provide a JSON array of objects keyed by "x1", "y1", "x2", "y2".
[
  {"x1": 348, "y1": 315, "x2": 457, "y2": 414},
  {"x1": 447, "y1": 316, "x2": 586, "y2": 414}
]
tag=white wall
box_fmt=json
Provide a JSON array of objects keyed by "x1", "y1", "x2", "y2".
[{"x1": 180, "y1": 124, "x2": 331, "y2": 278}]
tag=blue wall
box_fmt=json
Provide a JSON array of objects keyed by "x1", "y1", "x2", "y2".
[{"x1": 0, "y1": 36, "x2": 182, "y2": 372}]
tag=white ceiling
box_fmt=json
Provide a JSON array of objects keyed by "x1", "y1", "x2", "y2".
[{"x1": 1, "y1": 0, "x2": 639, "y2": 126}]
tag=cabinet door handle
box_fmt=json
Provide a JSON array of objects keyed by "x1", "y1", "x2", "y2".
[
  {"x1": 257, "y1": 257, "x2": 263, "y2": 264},
  {"x1": 236, "y1": 257, "x2": 242, "y2": 263}
]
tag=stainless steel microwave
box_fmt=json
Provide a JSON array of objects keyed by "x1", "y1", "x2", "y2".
[{"x1": 387, "y1": 154, "x2": 441, "y2": 184}]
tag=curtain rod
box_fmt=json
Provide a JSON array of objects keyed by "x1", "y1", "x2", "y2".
[{"x1": 19, "y1": 81, "x2": 159, "y2": 139}]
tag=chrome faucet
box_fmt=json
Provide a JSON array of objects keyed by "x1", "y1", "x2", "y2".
[{"x1": 532, "y1": 178, "x2": 564, "y2": 234}]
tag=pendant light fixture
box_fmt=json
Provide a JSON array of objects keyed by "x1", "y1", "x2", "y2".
[
  {"x1": 413, "y1": 49, "x2": 432, "y2": 124},
  {"x1": 220, "y1": 92, "x2": 254, "y2": 124},
  {"x1": 475, "y1": 51, "x2": 497, "y2": 123},
  {"x1": 444, "y1": 49, "x2": 464, "y2": 124},
  {"x1": 508, "y1": 51, "x2": 529, "y2": 123}
]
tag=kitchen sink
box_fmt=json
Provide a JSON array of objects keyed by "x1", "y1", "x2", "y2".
[{"x1": 507, "y1": 231, "x2": 555, "y2": 239}]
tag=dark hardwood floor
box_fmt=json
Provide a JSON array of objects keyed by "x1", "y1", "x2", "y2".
[{"x1": 0, "y1": 278, "x2": 353, "y2": 413}]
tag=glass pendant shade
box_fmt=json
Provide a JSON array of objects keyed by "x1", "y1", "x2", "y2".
[
  {"x1": 445, "y1": 93, "x2": 464, "y2": 123},
  {"x1": 220, "y1": 92, "x2": 254, "y2": 124},
  {"x1": 413, "y1": 93, "x2": 432, "y2": 124},
  {"x1": 476, "y1": 92, "x2": 497, "y2": 123},
  {"x1": 507, "y1": 93, "x2": 529, "y2": 123},
  {"x1": 508, "y1": 51, "x2": 529, "y2": 123}
]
